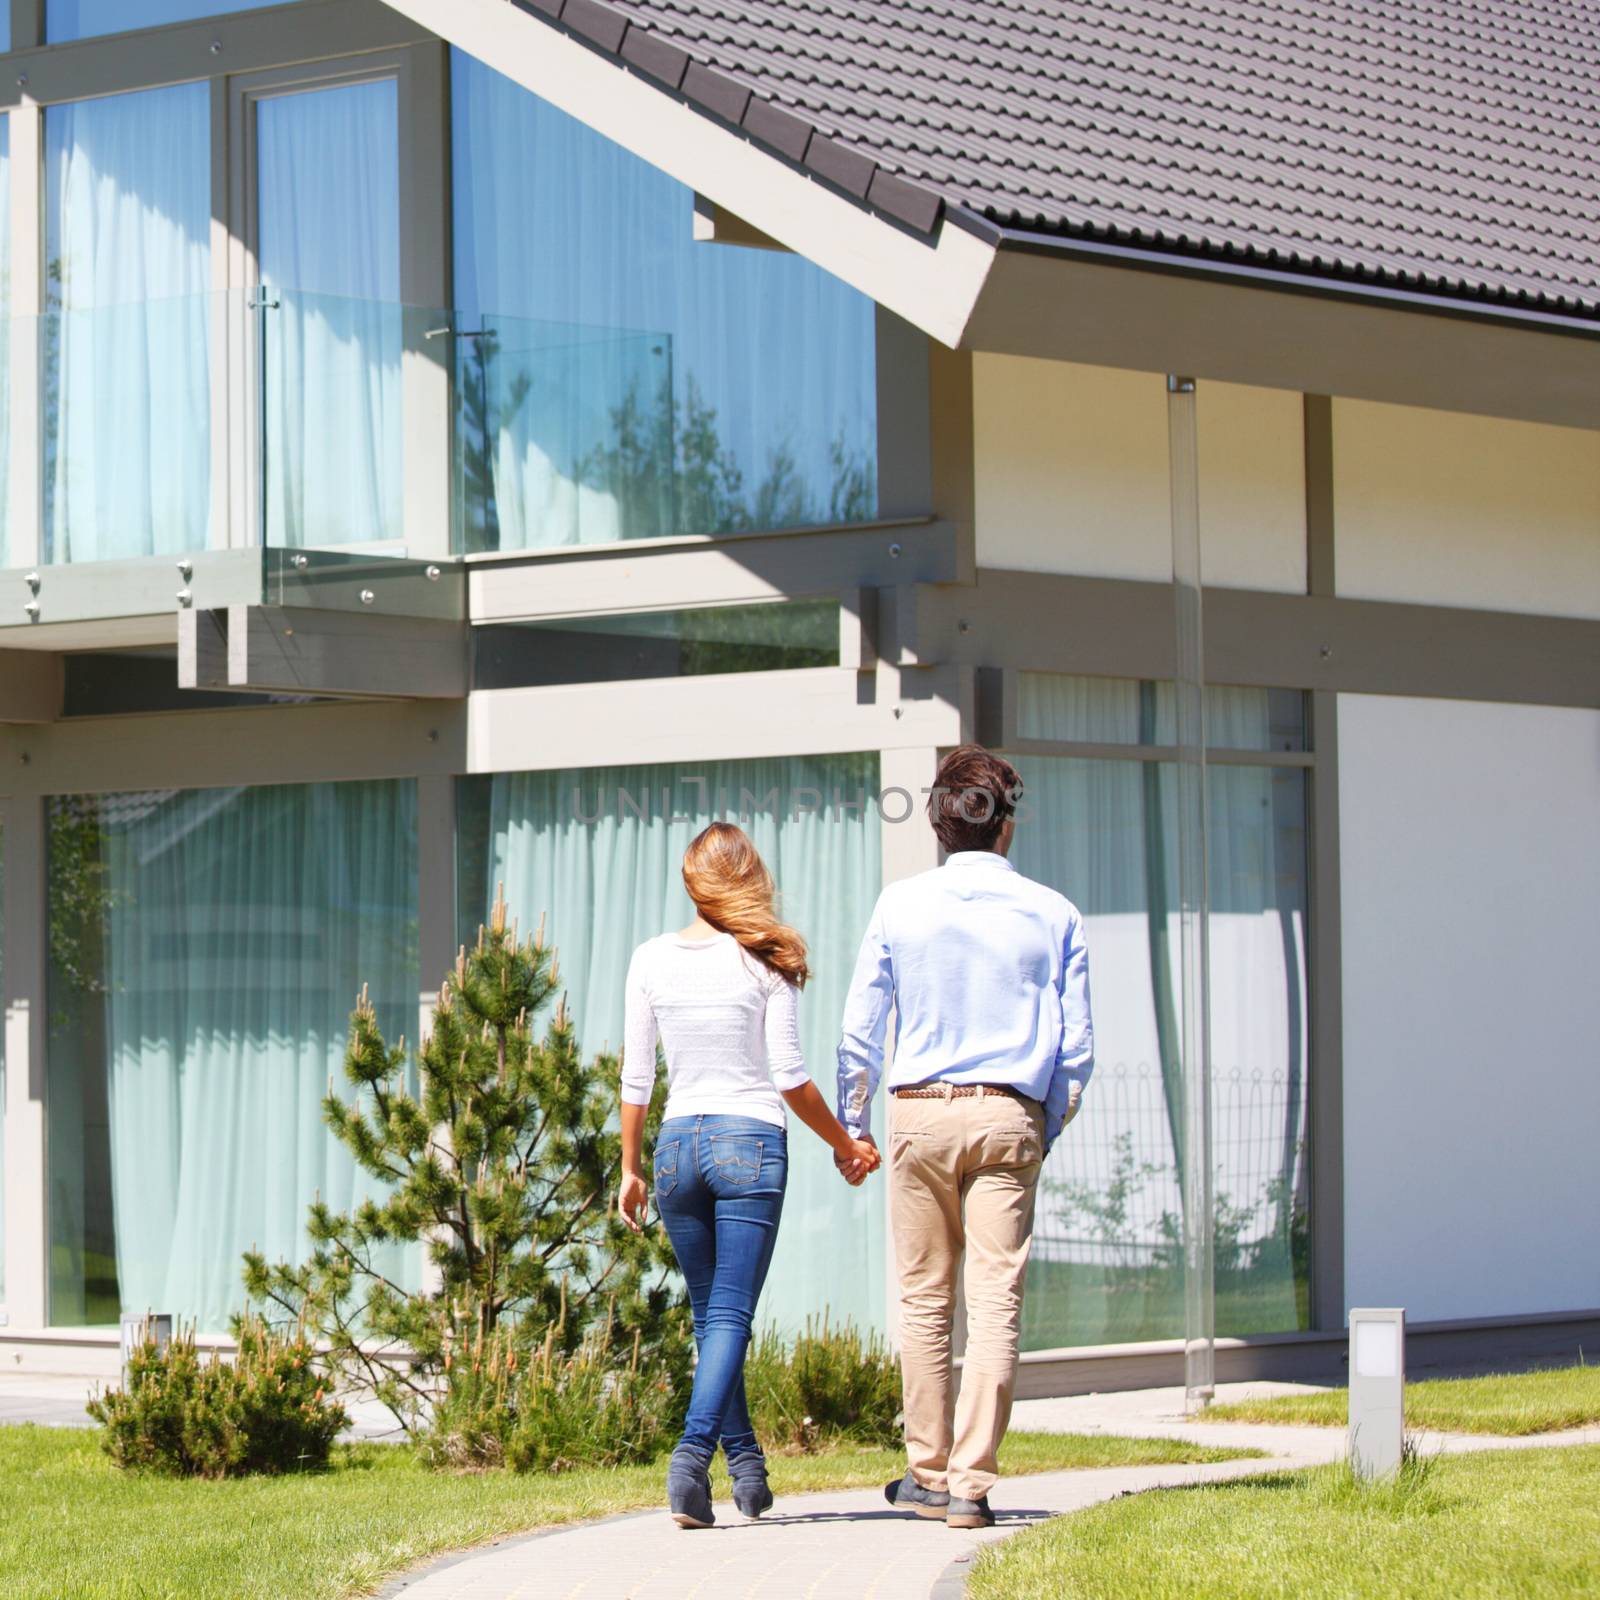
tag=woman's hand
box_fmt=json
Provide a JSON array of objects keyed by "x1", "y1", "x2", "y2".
[
  {"x1": 618, "y1": 1170, "x2": 650, "y2": 1233},
  {"x1": 835, "y1": 1134, "x2": 880, "y2": 1186}
]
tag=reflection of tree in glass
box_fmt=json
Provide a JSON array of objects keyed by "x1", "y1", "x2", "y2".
[
  {"x1": 47, "y1": 800, "x2": 120, "y2": 1013},
  {"x1": 455, "y1": 331, "x2": 532, "y2": 555},
  {"x1": 1047, "y1": 1132, "x2": 1310, "y2": 1287},
  {"x1": 581, "y1": 371, "x2": 876, "y2": 540},
  {"x1": 674, "y1": 599, "x2": 839, "y2": 676}
]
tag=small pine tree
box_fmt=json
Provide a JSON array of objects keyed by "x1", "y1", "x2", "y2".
[{"x1": 243, "y1": 886, "x2": 685, "y2": 1437}]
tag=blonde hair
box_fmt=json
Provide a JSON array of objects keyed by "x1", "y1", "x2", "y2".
[{"x1": 681, "y1": 822, "x2": 810, "y2": 988}]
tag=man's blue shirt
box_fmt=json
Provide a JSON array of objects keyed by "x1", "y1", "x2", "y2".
[{"x1": 835, "y1": 851, "x2": 1094, "y2": 1149}]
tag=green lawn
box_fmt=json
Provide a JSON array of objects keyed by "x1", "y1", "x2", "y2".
[
  {"x1": 1207, "y1": 1363, "x2": 1600, "y2": 1435},
  {"x1": 969, "y1": 1445, "x2": 1600, "y2": 1600},
  {"x1": 0, "y1": 1426, "x2": 1255, "y2": 1600}
]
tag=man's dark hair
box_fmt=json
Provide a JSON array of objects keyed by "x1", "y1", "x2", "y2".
[{"x1": 927, "y1": 745, "x2": 1023, "y2": 855}]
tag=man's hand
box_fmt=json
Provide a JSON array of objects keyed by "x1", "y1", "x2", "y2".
[
  {"x1": 617, "y1": 1171, "x2": 650, "y2": 1232},
  {"x1": 835, "y1": 1133, "x2": 880, "y2": 1186}
]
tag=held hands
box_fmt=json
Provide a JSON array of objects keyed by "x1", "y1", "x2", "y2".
[
  {"x1": 834, "y1": 1132, "x2": 880, "y2": 1187},
  {"x1": 618, "y1": 1170, "x2": 650, "y2": 1233}
]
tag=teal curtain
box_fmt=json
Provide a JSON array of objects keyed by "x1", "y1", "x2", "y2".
[
  {"x1": 48, "y1": 781, "x2": 419, "y2": 1331},
  {"x1": 44, "y1": 83, "x2": 212, "y2": 562},
  {"x1": 460, "y1": 754, "x2": 886, "y2": 1336},
  {"x1": 1010, "y1": 751, "x2": 1310, "y2": 1347}
]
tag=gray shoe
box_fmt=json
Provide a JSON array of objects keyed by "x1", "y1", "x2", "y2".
[
  {"x1": 667, "y1": 1445, "x2": 715, "y2": 1529},
  {"x1": 884, "y1": 1469, "x2": 950, "y2": 1520},
  {"x1": 727, "y1": 1451, "x2": 773, "y2": 1519},
  {"x1": 947, "y1": 1494, "x2": 995, "y2": 1529}
]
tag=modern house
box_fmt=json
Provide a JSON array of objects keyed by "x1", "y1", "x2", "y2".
[{"x1": 0, "y1": 0, "x2": 1595, "y2": 1391}]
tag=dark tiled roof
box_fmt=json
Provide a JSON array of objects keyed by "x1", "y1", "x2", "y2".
[{"x1": 513, "y1": 0, "x2": 1600, "y2": 321}]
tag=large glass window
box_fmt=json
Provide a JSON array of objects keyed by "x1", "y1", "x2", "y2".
[
  {"x1": 450, "y1": 52, "x2": 878, "y2": 553},
  {"x1": 47, "y1": 780, "x2": 419, "y2": 1330},
  {"x1": 458, "y1": 755, "x2": 884, "y2": 1334},
  {"x1": 257, "y1": 78, "x2": 401, "y2": 548},
  {"x1": 44, "y1": 83, "x2": 212, "y2": 563},
  {"x1": 1008, "y1": 694, "x2": 1311, "y2": 1348},
  {"x1": 48, "y1": 1, "x2": 295, "y2": 42}
]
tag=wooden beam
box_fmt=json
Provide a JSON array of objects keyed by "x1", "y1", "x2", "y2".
[{"x1": 0, "y1": 650, "x2": 63, "y2": 723}]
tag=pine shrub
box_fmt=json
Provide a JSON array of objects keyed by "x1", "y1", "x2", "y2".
[
  {"x1": 86, "y1": 1316, "x2": 346, "y2": 1478},
  {"x1": 745, "y1": 1317, "x2": 903, "y2": 1453},
  {"x1": 243, "y1": 887, "x2": 685, "y2": 1444},
  {"x1": 423, "y1": 1300, "x2": 691, "y2": 1473}
]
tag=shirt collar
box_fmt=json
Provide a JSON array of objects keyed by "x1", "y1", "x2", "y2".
[{"x1": 943, "y1": 851, "x2": 1015, "y2": 873}]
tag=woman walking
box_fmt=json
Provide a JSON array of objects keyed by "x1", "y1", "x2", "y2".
[{"x1": 617, "y1": 821, "x2": 880, "y2": 1528}]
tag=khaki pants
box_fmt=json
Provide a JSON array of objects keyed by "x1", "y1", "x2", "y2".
[{"x1": 889, "y1": 1087, "x2": 1044, "y2": 1502}]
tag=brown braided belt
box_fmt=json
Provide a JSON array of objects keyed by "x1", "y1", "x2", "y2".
[{"x1": 892, "y1": 1082, "x2": 1036, "y2": 1105}]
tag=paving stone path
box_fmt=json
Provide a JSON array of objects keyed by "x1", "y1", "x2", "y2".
[{"x1": 378, "y1": 1386, "x2": 1600, "y2": 1600}]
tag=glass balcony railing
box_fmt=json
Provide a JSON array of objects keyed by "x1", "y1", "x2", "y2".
[
  {"x1": 0, "y1": 291, "x2": 880, "y2": 577},
  {"x1": 452, "y1": 314, "x2": 674, "y2": 555}
]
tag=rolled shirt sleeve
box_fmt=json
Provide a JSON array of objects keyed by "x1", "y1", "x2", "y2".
[
  {"x1": 836, "y1": 897, "x2": 894, "y2": 1139},
  {"x1": 1044, "y1": 911, "x2": 1094, "y2": 1150},
  {"x1": 764, "y1": 971, "x2": 812, "y2": 1092},
  {"x1": 619, "y1": 947, "x2": 659, "y2": 1108}
]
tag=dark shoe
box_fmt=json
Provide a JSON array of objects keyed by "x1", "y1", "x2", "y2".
[
  {"x1": 884, "y1": 1469, "x2": 950, "y2": 1520},
  {"x1": 727, "y1": 1451, "x2": 774, "y2": 1519},
  {"x1": 946, "y1": 1494, "x2": 995, "y2": 1529},
  {"x1": 667, "y1": 1445, "x2": 715, "y2": 1529}
]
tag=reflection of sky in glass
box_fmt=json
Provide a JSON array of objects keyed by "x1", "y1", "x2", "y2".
[
  {"x1": 451, "y1": 50, "x2": 877, "y2": 544},
  {"x1": 47, "y1": 0, "x2": 291, "y2": 42}
]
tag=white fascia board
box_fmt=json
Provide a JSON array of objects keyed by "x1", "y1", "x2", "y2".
[
  {"x1": 380, "y1": 0, "x2": 995, "y2": 347},
  {"x1": 467, "y1": 666, "x2": 963, "y2": 772}
]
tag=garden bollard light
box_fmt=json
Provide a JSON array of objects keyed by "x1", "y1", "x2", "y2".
[
  {"x1": 1348, "y1": 1307, "x2": 1405, "y2": 1479},
  {"x1": 120, "y1": 1312, "x2": 173, "y2": 1391}
]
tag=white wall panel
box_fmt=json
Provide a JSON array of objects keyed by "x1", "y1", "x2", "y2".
[
  {"x1": 1339, "y1": 694, "x2": 1600, "y2": 1322},
  {"x1": 974, "y1": 356, "x2": 1305, "y2": 591},
  {"x1": 1334, "y1": 400, "x2": 1600, "y2": 620}
]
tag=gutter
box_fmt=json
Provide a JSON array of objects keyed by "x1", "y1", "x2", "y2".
[{"x1": 948, "y1": 205, "x2": 1600, "y2": 344}]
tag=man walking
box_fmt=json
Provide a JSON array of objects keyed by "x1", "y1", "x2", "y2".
[{"x1": 836, "y1": 745, "x2": 1093, "y2": 1529}]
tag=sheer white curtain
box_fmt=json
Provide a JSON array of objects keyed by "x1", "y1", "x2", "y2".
[
  {"x1": 98, "y1": 781, "x2": 419, "y2": 1332},
  {"x1": 1011, "y1": 745, "x2": 1308, "y2": 1346},
  {"x1": 469, "y1": 755, "x2": 886, "y2": 1335},
  {"x1": 1018, "y1": 672, "x2": 1292, "y2": 751},
  {"x1": 450, "y1": 53, "x2": 877, "y2": 550},
  {"x1": 44, "y1": 83, "x2": 212, "y2": 562},
  {"x1": 258, "y1": 79, "x2": 401, "y2": 548}
]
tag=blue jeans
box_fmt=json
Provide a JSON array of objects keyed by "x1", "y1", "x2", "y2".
[{"x1": 654, "y1": 1114, "x2": 787, "y2": 1463}]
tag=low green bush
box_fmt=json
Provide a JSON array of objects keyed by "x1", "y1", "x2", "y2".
[
  {"x1": 86, "y1": 1316, "x2": 346, "y2": 1478},
  {"x1": 421, "y1": 1308, "x2": 692, "y2": 1473},
  {"x1": 745, "y1": 1317, "x2": 903, "y2": 1453}
]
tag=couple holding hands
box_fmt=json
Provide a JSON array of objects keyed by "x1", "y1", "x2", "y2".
[{"x1": 617, "y1": 745, "x2": 1095, "y2": 1531}]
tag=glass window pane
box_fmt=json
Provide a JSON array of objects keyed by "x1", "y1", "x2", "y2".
[
  {"x1": 47, "y1": 781, "x2": 419, "y2": 1330},
  {"x1": 44, "y1": 84, "x2": 212, "y2": 562},
  {"x1": 1009, "y1": 754, "x2": 1310, "y2": 1346},
  {"x1": 450, "y1": 51, "x2": 878, "y2": 552},
  {"x1": 474, "y1": 600, "x2": 841, "y2": 688},
  {"x1": 457, "y1": 755, "x2": 884, "y2": 1334},
  {"x1": 258, "y1": 79, "x2": 401, "y2": 548},
  {"x1": 1017, "y1": 673, "x2": 1306, "y2": 752},
  {"x1": 48, "y1": 1, "x2": 294, "y2": 42}
]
